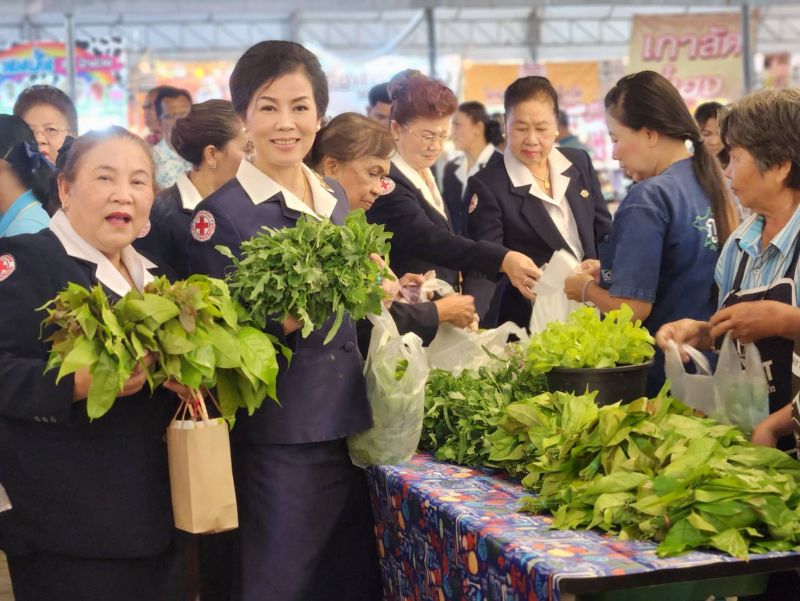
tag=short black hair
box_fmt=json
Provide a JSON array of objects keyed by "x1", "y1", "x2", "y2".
[
  {"x1": 13, "y1": 85, "x2": 78, "y2": 133},
  {"x1": 154, "y1": 87, "x2": 193, "y2": 120},
  {"x1": 229, "y1": 41, "x2": 328, "y2": 118},
  {"x1": 504, "y1": 76, "x2": 559, "y2": 117},
  {"x1": 368, "y1": 82, "x2": 391, "y2": 107},
  {"x1": 694, "y1": 101, "x2": 724, "y2": 128}
]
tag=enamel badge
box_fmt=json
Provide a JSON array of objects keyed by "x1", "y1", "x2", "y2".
[
  {"x1": 379, "y1": 177, "x2": 395, "y2": 195},
  {"x1": 468, "y1": 194, "x2": 479, "y2": 214},
  {"x1": 580, "y1": 189, "x2": 590, "y2": 198},
  {"x1": 191, "y1": 210, "x2": 216, "y2": 242},
  {"x1": 0, "y1": 254, "x2": 15, "y2": 282},
  {"x1": 137, "y1": 220, "x2": 151, "y2": 238}
]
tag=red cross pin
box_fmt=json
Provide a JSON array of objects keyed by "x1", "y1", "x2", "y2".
[
  {"x1": 191, "y1": 210, "x2": 216, "y2": 242},
  {"x1": 379, "y1": 177, "x2": 395, "y2": 195}
]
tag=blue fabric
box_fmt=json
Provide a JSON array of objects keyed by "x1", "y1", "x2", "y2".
[
  {"x1": 598, "y1": 158, "x2": 720, "y2": 395},
  {"x1": 0, "y1": 190, "x2": 49, "y2": 238},
  {"x1": 715, "y1": 205, "x2": 800, "y2": 306}
]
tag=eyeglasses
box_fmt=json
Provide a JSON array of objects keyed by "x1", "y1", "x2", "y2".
[
  {"x1": 29, "y1": 126, "x2": 70, "y2": 141},
  {"x1": 402, "y1": 123, "x2": 449, "y2": 146}
]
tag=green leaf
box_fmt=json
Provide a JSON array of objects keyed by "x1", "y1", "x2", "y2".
[{"x1": 86, "y1": 351, "x2": 126, "y2": 420}]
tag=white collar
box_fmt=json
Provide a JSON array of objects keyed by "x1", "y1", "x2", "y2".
[
  {"x1": 49, "y1": 210, "x2": 156, "y2": 297},
  {"x1": 392, "y1": 153, "x2": 447, "y2": 219},
  {"x1": 455, "y1": 144, "x2": 496, "y2": 185},
  {"x1": 176, "y1": 173, "x2": 204, "y2": 211},
  {"x1": 503, "y1": 146, "x2": 572, "y2": 206},
  {"x1": 236, "y1": 159, "x2": 337, "y2": 219}
]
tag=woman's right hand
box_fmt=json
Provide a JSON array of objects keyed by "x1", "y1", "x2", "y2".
[
  {"x1": 282, "y1": 315, "x2": 303, "y2": 336},
  {"x1": 72, "y1": 353, "x2": 154, "y2": 401},
  {"x1": 500, "y1": 251, "x2": 540, "y2": 300},
  {"x1": 435, "y1": 294, "x2": 477, "y2": 329},
  {"x1": 578, "y1": 259, "x2": 601, "y2": 279},
  {"x1": 654, "y1": 319, "x2": 713, "y2": 361}
]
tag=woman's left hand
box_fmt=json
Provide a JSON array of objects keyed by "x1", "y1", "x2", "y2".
[
  {"x1": 370, "y1": 254, "x2": 400, "y2": 305},
  {"x1": 564, "y1": 273, "x2": 594, "y2": 302},
  {"x1": 709, "y1": 300, "x2": 799, "y2": 343},
  {"x1": 163, "y1": 379, "x2": 194, "y2": 402}
]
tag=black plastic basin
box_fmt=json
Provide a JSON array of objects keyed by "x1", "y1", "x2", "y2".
[{"x1": 545, "y1": 360, "x2": 654, "y2": 406}]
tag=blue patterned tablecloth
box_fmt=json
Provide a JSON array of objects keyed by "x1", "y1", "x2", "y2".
[{"x1": 367, "y1": 454, "x2": 800, "y2": 601}]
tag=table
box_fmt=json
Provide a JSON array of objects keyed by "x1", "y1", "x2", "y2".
[{"x1": 366, "y1": 455, "x2": 800, "y2": 601}]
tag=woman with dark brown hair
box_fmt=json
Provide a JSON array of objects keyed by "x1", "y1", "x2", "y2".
[
  {"x1": 565, "y1": 70, "x2": 737, "y2": 396},
  {"x1": 135, "y1": 99, "x2": 246, "y2": 278},
  {"x1": 366, "y1": 70, "x2": 540, "y2": 315}
]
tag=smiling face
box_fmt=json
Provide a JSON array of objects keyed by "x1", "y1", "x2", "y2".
[
  {"x1": 243, "y1": 70, "x2": 319, "y2": 173},
  {"x1": 58, "y1": 137, "x2": 155, "y2": 258},
  {"x1": 21, "y1": 103, "x2": 72, "y2": 165},
  {"x1": 391, "y1": 115, "x2": 451, "y2": 170},
  {"x1": 505, "y1": 97, "x2": 557, "y2": 169},
  {"x1": 326, "y1": 154, "x2": 390, "y2": 211}
]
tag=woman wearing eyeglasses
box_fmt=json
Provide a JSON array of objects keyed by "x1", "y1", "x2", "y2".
[
  {"x1": 13, "y1": 85, "x2": 78, "y2": 166},
  {"x1": 366, "y1": 70, "x2": 540, "y2": 307}
]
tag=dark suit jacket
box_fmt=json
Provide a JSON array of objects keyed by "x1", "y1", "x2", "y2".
[
  {"x1": 0, "y1": 231, "x2": 176, "y2": 558},
  {"x1": 186, "y1": 176, "x2": 372, "y2": 446},
  {"x1": 134, "y1": 183, "x2": 194, "y2": 279},
  {"x1": 442, "y1": 150, "x2": 503, "y2": 236},
  {"x1": 464, "y1": 147, "x2": 612, "y2": 328},
  {"x1": 366, "y1": 163, "x2": 507, "y2": 290}
]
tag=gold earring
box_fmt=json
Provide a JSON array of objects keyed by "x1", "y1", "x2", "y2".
[{"x1": 209, "y1": 161, "x2": 217, "y2": 171}]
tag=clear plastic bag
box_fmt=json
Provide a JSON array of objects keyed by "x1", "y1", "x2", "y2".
[
  {"x1": 530, "y1": 250, "x2": 593, "y2": 334},
  {"x1": 712, "y1": 332, "x2": 770, "y2": 435},
  {"x1": 664, "y1": 340, "x2": 715, "y2": 416},
  {"x1": 426, "y1": 321, "x2": 528, "y2": 375},
  {"x1": 348, "y1": 309, "x2": 430, "y2": 467}
]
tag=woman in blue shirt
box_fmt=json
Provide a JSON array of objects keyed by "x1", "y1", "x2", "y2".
[
  {"x1": 564, "y1": 71, "x2": 737, "y2": 396},
  {"x1": 0, "y1": 115, "x2": 53, "y2": 238}
]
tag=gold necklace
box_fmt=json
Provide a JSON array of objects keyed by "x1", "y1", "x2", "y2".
[
  {"x1": 532, "y1": 167, "x2": 551, "y2": 192},
  {"x1": 301, "y1": 175, "x2": 311, "y2": 206}
]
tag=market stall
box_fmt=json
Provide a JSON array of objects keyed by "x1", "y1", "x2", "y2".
[{"x1": 368, "y1": 455, "x2": 798, "y2": 601}]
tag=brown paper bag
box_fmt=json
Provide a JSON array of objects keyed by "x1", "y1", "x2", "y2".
[{"x1": 167, "y1": 396, "x2": 238, "y2": 533}]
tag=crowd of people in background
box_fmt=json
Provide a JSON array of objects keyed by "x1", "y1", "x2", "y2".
[{"x1": 0, "y1": 37, "x2": 799, "y2": 601}]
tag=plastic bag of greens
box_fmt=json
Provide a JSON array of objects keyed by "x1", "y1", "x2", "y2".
[
  {"x1": 348, "y1": 309, "x2": 430, "y2": 467},
  {"x1": 530, "y1": 250, "x2": 588, "y2": 334},
  {"x1": 712, "y1": 332, "x2": 769, "y2": 435},
  {"x1": 426, "y1": 321, "x2": 528, "y2": 375},
  {"x1": 664, "y1": 340, "x2": 716, "y2": 416}
]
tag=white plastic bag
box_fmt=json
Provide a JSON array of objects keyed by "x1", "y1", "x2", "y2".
[
  {"x1": 0, "y1": 482, "x2": 10, "y2": 513},
  {"x1": 664, "y1": 340, "x2": 715, "y2": 416},
  {"x1": 530, "y1": 250, "x2": 591, "y2": 334},
  {"x1": 348, "y1": 309, "x2": 430, "y2": 467},
  {"x1": 426, "y1": 321, "x2": 528, "y2": 375},
  {"x1": 712, "y1": 332, "x2": 770, "y2": 435}
]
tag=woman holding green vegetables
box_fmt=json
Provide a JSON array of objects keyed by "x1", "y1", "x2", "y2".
[
  {"x1": 185, "y1": 41, "x2": 380, "y2": 601},
  {"x1": 564, "y1": 71, "x2": 737, "y2": 397},
  {"x1": 0, "y1": 127, "x2": 183, "y2": 599}
]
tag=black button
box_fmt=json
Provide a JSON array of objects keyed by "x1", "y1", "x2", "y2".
[{"x1": 343, "y1": 341, "x2": 355, "y2": 352}]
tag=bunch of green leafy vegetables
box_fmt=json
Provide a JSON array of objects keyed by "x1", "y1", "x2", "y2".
[
  {"x1": 41, "y1": 275, "x2": 286, "y2": 421},
  {"x1": 488, "y1": 390, "x2": 800, "y2": 558},
  {"x1": 420, "y1": 346, "x2": 545, "y2": 466},
  {"x1": 217, "y1": 209, "x2": 392, "y2": 344},
  {"x1": 526, "y1": 305, "x2": 655, "y2": 373}
]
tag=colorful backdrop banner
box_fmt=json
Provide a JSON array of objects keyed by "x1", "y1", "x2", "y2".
[
  {"x1": 0, "y1": 40, "x2": 127, "y2": 132},
  {"x1": 627, "y1": 12, "x2": 749, "y2": 106}
]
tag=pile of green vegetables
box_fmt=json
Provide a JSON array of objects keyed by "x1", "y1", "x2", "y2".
[
  {"x1": 217, "y1": 209, "x2": 392, "y2": 344},
  {"x1": 488, "y1": 390, "x2": 800, "y2": 558},
  {"x1": 526, "y1": 305, "x2": 655, "y2": 372},
  {"x1": 41, "y1": 275, "x2": 285, "y2": 420},
  {"x1": 421, "y1": 347, "x2": 545, "y2": 466}
]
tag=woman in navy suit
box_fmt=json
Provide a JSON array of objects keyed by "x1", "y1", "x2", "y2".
[
  {"x1": 366, "y1": 70, "x2": 540, "y2": 307},
  {"x1": 0, "y1": 127, "x2": 183, "y2": 600},
  {"x1": 464, "y1": 76, "x2": 613, "y2": 328},
  {"x1": 184, "y1": 42, "x2": 379, "y2": 601},
  {"x1": 135, "y1": 99, "x2": 246, "y2": 279},
  {"x1": 442, "y1": 101, "x2": 503, "y2": 235}
]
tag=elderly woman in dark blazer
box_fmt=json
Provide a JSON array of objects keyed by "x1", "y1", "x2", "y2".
[{"x1": 464, "y1": 76, "x2": 613, "y2": 328}]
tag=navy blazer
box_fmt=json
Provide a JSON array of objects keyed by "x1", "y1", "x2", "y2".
[
  {"x1": 0, "y1": 230, "x2": 176, "y2": 558},
  {"x1": 464, "y1": 147, "x2": 613, "y2": 327},
  {"x1": 185, "y1": 176, "x2": 372, "y2": 446},
  {"x1": 442, "y1": 150, "x2": 503, "y2": 236},
  {"x1": 366, "y1": 163, "x2": 507, "y2": 290},
  {"x1": 134, "y1": 183, "x2": 194, "y2": 279}
]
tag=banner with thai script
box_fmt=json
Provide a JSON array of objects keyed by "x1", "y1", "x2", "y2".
[
  {"x1": 0, "y1": 40, "x2": 127, "y2": 131},
  {"x1": 627, "y1": 13, "x2": 748, "y2": 106}
]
